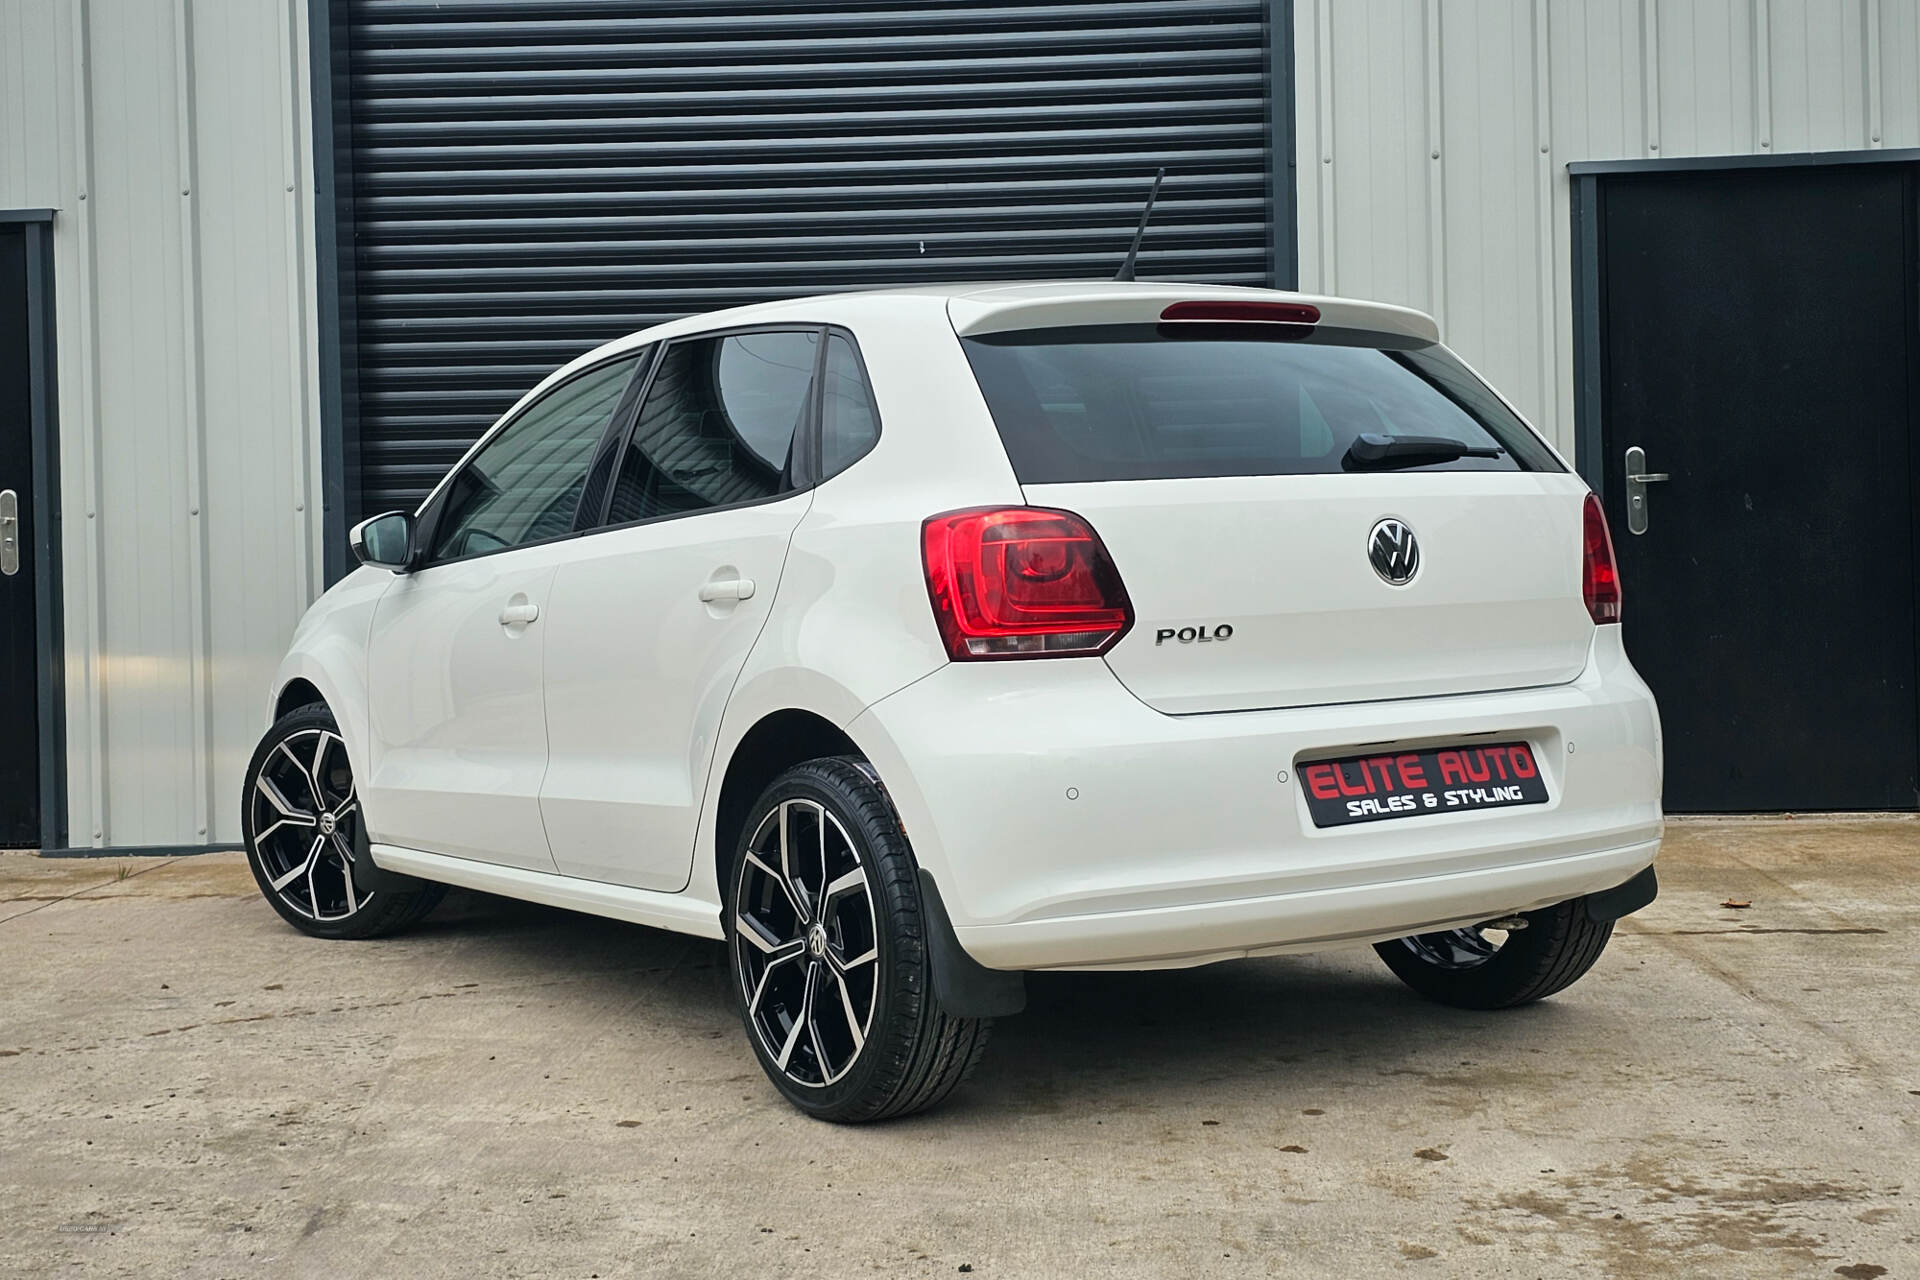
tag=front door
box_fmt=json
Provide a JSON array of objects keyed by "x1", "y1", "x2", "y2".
[
  {"x1": 1595, "y1": 163, "x2": 1920, "y2": 811},
  {"x1": 0, "y1": 227, "x2": 40, "y2": 848},
  {"x1": 364, "y1": 352, "x2": 644, "y2": 868}
]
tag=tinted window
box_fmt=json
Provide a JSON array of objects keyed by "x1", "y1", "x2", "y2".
[
  {"x1": 607, "y1": 330, "x2": 817, "y2": 524},
  {"x1": 961, "y1": 324, "x2": 1562, "y2": 482},
  {"x1": 430, "y1": 355, "x2": 640, "y2": 561},
  {"x1": 820, "y1": 333, "x2": 881, "y2": 477}
]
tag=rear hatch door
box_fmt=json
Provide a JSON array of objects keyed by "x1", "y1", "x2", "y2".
[{"x1": 955, "y1": 288, "x2": 1594, "y2": 714}]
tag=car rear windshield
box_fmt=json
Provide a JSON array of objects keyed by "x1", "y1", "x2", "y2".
[{"x1": 960, "y1": 323, "x2": 1562, "y2": 482}]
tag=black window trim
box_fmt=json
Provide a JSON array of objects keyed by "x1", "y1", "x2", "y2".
[
  {"x1": 577, "y1": 321, "x2": 881, "y2": 541},
  {"x1": 410, "y1": 347, "x2": 650, "y2": 573},
  {"x1": 407, "y1": 320, "x2": 886, "y2": 572}
]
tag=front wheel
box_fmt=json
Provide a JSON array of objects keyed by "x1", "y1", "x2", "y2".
[
  {"x1": 727, "y1": 757, "x2": 991, "y2": 1122},
  {"x1": 1374, "y1": 898, "x2": 1614, "y2": 1010},
  {"x1": 241, "y1": 704, "x2": 444, "y2": 940}
]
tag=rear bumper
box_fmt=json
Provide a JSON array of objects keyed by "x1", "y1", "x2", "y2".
[
  {"x1": 951, "y1": 838, "x2": 1659, "y2": 970},
  {"x1": 849, "y1": 628, "x2": 1662, "y2": 971}
]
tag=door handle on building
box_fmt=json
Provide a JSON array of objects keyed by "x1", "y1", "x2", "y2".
[
  {"x1": 698, "y1": 577, "x2": 755, "y2": 603},
  {"x1": 0, "y1": 489, "x2": 18, "y2": 576},
  {"x1": 1622, "y1": 446, "x2": 1667, "y2": 535}
]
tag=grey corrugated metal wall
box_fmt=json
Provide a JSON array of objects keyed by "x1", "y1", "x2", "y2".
[
  {"x1": 1293, "y1": 0, "x2": 1920, "y2": 455},
  {"x1": 0, "y1": 0, "x2": 324, "y2": 851},
  {"x1": 335, "y1": 0, "x2": 1281, "y2": 518}
]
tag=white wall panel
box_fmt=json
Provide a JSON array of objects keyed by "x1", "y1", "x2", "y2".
[
  {"x1": 1295, "y1": 0, "x2": 1920, "y2": 453},
  {"x1": 0, "y1": 0, "x2": 323, "y2": 848}
]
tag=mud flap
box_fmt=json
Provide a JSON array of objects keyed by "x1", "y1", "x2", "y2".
[
  {"x1": 918, "y1": 870, "x2": 1027, "y2": 1018},
  {"x1": 1584, "y1": 865, "x2": 1658, "y2": 923}
]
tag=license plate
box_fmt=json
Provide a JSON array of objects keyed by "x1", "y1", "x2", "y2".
[{"x1": 1299, "y1": 740, "x2": 1549, "y2": 828}]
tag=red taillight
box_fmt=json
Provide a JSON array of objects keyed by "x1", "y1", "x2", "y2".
[
  {"x1": 1159, "y1": 300, "x2": 1321, "y2": 325},
  {"x1": 921, "y1": 507, "x2": 1133, "y2": 660},
  {"x1": 1582, "y1": 493, "x2": 1622, "y2": 625}
]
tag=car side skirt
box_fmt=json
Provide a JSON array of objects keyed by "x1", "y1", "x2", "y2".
[{"x1": 370, "y1": 844, "x2": 725, "y2": 939}]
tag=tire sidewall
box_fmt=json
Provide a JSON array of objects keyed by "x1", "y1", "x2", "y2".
[{"x1": 1374, "y1": 901, "x2": 1612, "y2": 1010}]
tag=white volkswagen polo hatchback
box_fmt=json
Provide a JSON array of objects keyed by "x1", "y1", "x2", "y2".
[{"x1": 247, "y1": 282, "x2": 1662, "y2": 1121}]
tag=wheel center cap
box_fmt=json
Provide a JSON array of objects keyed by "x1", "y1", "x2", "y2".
[
  {"x1": 318, "y1": 812, "x2": 337, "y2": 836},
  {"x1": 806, "y1": 924, "x2": 828, "y2": 960}
]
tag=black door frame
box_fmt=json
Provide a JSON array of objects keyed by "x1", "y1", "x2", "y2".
[
  {"x1": 1569, "y1": 149, "x2": 1920, "y2": 811},
  {"x1": 1, "y1": 208, "x2": 66, "y2": 852}
]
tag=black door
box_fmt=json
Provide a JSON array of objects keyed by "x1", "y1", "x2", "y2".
[
  {"x1": 0, "y1": 226, "x2": 40, "y2": 846},
  {"x1": 1596, "y1": 164, "x2": 1920, "y2": 811}
]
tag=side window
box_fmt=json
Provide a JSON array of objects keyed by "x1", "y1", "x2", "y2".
[
  {"x1": 820, "y1": 333, "x2": 881, "y2": 478},
  {"x1": 606, "y1": 329, "x2": 817, "y2": 525},
  {"x1": 429, "y1": 354, "x2": 640, "y2": 562}
]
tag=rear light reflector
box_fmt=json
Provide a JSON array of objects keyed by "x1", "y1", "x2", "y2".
[
  {"x1": 1582, "y1": 493, "x2": 1622, "y2": 624},
  {"x1": 1159, "y1": 300, "x2": 1321, "y2": 325},
  {"x1": 921, "y1": 507, "x2": 1133, "y2": 659}
]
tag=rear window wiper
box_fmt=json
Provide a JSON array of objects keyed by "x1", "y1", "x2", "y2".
[{"x1": 1341, "y1": 432, "x2": 1505, "y2": 471}]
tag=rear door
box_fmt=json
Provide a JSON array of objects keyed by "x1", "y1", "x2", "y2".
[
  {"x1": 539, "y1": 328, "x2": 826, "y2": 891},
  {"x1": 961, "y1": 319, "x2": 1592, "y2": 715},
  {"x1": 366, "y1": 353, "x2": 642, "y2": 868}
]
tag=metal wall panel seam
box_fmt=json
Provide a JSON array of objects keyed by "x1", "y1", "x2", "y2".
[
  {"x1": 279, "y1": 0, "x2": 318, "y2": 606},
  {"x1": 1314, "y1": 0, "x2": 1335, "y2": 293},
  {"x1": 1866, "y1": 0, "x2": 1884, "y2": 145},
  {"x1": 69, "y1": 0, "x2": 107, "y2": 846},
  {"x1": 170, "y1": 0, "x2": 212, "y2": 842},
  {"x1": 1754, "y1": 0, "x2": 1774, "y2": 148},
  {"x1": 1532, "y1": 0, "x2": 1556, "y2": 445},
  {"x1": 1641, "y1": 0, "x2": 1660, "y2": 154},
  {"x1": 1424, "y1": 0, "x2": 1444, "y2": 331},
  {"x1": 1265, "y1": 0, "x2": 1291, "y2": 289}
]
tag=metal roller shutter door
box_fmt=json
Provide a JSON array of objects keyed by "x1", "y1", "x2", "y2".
[{"x1": 343, "y1": 0, "x2": 1279, "y2": 516}]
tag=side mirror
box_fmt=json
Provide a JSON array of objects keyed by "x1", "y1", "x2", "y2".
[{"x1": 349, "y1": 510, "x2": 415, "y2": 572}]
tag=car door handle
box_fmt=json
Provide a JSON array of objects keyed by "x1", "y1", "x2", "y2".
[
  {"x1": 698, "y1": 577, "x2": 756, "y2": 603},
  {"x1": 498, "y1": 600, "x2": 540, "y2": 626}
]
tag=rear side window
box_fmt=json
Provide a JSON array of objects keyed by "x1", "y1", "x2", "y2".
[
  {"x1": 607, "y1": 329, "x2": 818, "y2": 524},
  {"x1": 961, "y1": 324, "x2": 1561, "y2": 482},
  {"x1": 820, "y1": 333, "x2": 881, "y2": 478}
]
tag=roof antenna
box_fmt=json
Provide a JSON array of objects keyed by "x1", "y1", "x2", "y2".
[{"x1": 1113, "y1": 168, "x2": 1166, "y2": 282}]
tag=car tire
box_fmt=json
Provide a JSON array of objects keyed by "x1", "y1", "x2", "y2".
[
  {"x1": 727, "y1": 756, "x2": 991, "y2": 1123},
  {"x1": 1373, "y1": 897, "x2": 1614, "y2": 1010},
  {"x1": 241, "y1": 704, "x2": 444, "y2": 940}
]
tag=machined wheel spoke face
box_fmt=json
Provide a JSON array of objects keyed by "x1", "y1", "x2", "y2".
[
  {"x1": 249, "y1": 726, "x2": 370, "y2": 923},
  {"x1": 733, "y1": 796, "x2": 880, "y2": 1089},
  {"x1": 1401, "y1": 926, "x2": 1503, "y2": 972}
]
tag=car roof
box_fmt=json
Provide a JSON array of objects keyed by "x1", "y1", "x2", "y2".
[{"x1": 533, "y1": 280, "x2": 1441, "y2": 400}]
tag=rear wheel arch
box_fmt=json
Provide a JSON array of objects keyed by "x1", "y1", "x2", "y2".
[{"x1": 713, "y1": 709, "x2": 863, "y2": 889}]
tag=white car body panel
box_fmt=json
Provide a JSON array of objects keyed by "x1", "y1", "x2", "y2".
[
  {"x1": 1047, "y1": 471, "x2": 1596, "y2": 713},
  {"x1": 539, "y1": 490, "x2": 813, "y2": 890},
  {"x1": 266, "y1": 281, "x2": 1661, "y2": 975},
  {"x1": 365, "y1": 548, "x2": 569, "y2": 871}
]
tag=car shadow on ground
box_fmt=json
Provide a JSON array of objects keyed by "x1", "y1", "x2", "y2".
[{"x1": 404, "y1": 887, "x2": 1608, "y2": 1119}]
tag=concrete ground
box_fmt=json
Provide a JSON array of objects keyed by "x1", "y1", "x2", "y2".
[{"x1": 0, "y1": 820, "x2": 1914, "y2": 1279}]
